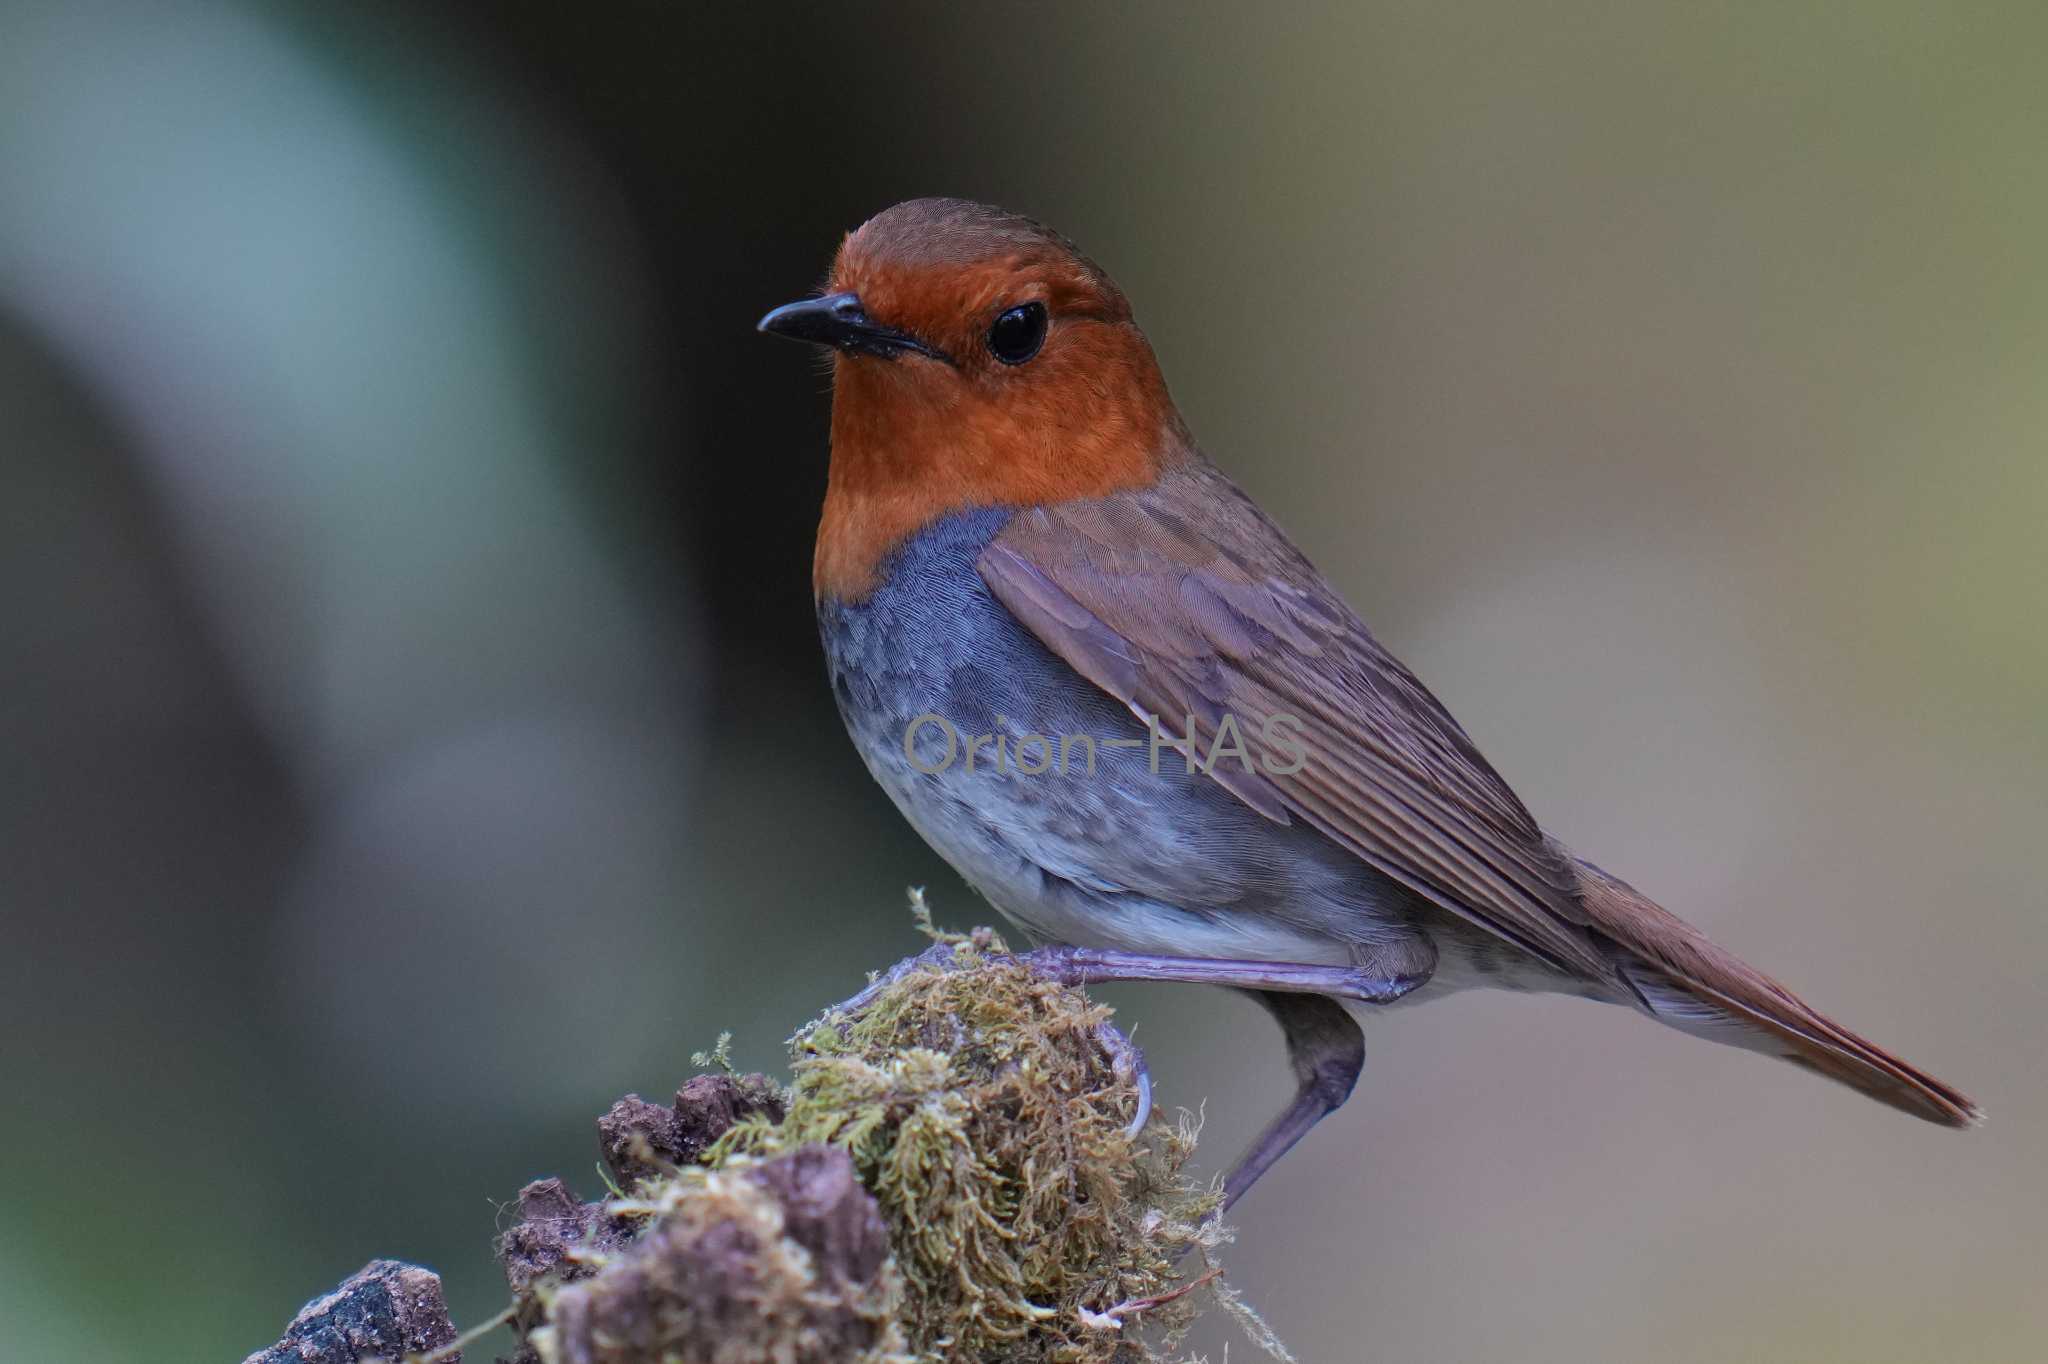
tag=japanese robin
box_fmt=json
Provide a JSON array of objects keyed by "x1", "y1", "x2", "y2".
[{"x1": 759, "y1": 198, "x2": 1978, "y2": 1207}]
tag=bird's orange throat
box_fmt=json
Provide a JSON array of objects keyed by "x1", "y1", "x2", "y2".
[{"x1": 814, "y1": 326, "x2": 1184, "y2": 601}]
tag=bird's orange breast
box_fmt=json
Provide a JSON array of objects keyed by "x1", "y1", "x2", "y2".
[{"x1": 814, "y1": 323, "x2": 1184, "y2": 601}]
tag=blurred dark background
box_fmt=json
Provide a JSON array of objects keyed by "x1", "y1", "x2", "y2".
[{"x1": 3, "y1": 3, "x2": 2043, "y2": 1360}]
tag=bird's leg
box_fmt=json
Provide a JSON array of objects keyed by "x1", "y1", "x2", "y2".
[
  {"x1": 826, "y1": 942, "x2": 1409, "y2": 1153},
  {"x1": 1016, "y1": 944, "x2": 1427, "y2": 1004},
  {"x1": 1013, "y1": 944, "x2": 1420, "y2": 1164},
  {"x1": 1222, "y1": 991, "x2": 1365, "y2": 1210},
  {"x1": 1014, "y1": 945, "x2": 1433, "y2": 1206}
]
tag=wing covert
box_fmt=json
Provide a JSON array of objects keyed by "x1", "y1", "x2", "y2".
[{"x1": 979, "y1": 462, "x2": 1610, "y2": 980}]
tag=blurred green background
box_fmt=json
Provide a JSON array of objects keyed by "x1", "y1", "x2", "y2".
[{"x1": 3, "y1": 3, "x2": 2042, "y2": 1360}]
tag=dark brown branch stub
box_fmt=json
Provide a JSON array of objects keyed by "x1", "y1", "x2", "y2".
[
  {"x1": 240, "y1": 1259, "x2": 459, "y2": 1364},
  {"x1": 596, "y1": 1073, "x2": 786, "y2": 1187}
]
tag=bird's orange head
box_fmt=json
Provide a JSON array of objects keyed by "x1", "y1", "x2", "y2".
[{"x1": 760, "y1": 198, "x2": 1185, "y2": 600}]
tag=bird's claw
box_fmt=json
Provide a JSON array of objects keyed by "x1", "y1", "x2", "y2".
[
  {"x1": 1093, "y1": 1020, "x2": 1153, "y2": 1139},
  {"x1": 827, "y1": 942, "x2": 1152, "y2": 1136}
]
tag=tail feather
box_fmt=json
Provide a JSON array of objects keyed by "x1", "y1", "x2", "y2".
[{"x1": 1572, "y1": 857, "x2": 1982, "y2": 1128}]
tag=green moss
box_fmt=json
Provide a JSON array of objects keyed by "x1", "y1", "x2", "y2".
[
  {"x1": 503, "y1": 897, "x2": 1289, "y2": 1364},
  {"x1": 710, "y1": 913, "x2": 1235, "y2": 1363}
]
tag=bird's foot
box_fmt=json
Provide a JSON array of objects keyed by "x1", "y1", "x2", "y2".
[{"x1": 823, "y1": 939, "x2": 1153, "y2": 1137}]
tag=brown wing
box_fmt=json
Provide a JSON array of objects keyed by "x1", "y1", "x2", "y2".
[{"x1": 980, "y1": 457, "x2": 1614, "y2": 980}]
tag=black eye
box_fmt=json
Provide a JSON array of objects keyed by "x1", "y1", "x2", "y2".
[{"x1": 986, "y1": 302, "x2": 1047, "y2": 365}]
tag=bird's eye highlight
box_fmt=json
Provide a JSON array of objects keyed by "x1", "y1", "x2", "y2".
[{"x1": 986, "y1": 302, "x2": 1048, "y2": 365}]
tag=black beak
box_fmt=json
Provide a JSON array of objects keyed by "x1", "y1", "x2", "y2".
[{"x1": 756, "y1": 291, "x2": 950, "y2": 363}]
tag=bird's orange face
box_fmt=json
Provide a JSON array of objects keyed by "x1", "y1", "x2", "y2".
[{"x1": 761, "y1": 199, "x2": 1184, "y2": 600}]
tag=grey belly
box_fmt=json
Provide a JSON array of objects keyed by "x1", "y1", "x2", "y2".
[{"x1": 819, "y1": 508, "x2": 1450, "y2": 977}]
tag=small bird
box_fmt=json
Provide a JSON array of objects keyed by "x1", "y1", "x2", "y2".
[{"x1": 759, "y1": 198, "x2": 1979, "y2": 1207}]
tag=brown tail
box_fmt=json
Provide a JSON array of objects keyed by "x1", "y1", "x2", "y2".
[{"x1": 1571, "y1": 857, "x2": 1982, "y2": 1128}]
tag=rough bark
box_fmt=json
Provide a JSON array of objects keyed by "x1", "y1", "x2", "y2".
[{"x1": 241, "y1": 1258, "x2": 459, "y2": 1364}]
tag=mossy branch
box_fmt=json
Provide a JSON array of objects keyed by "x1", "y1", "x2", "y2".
[{"x1": 241, "y1": 896, "x2": 1290, "y2": 1364}]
